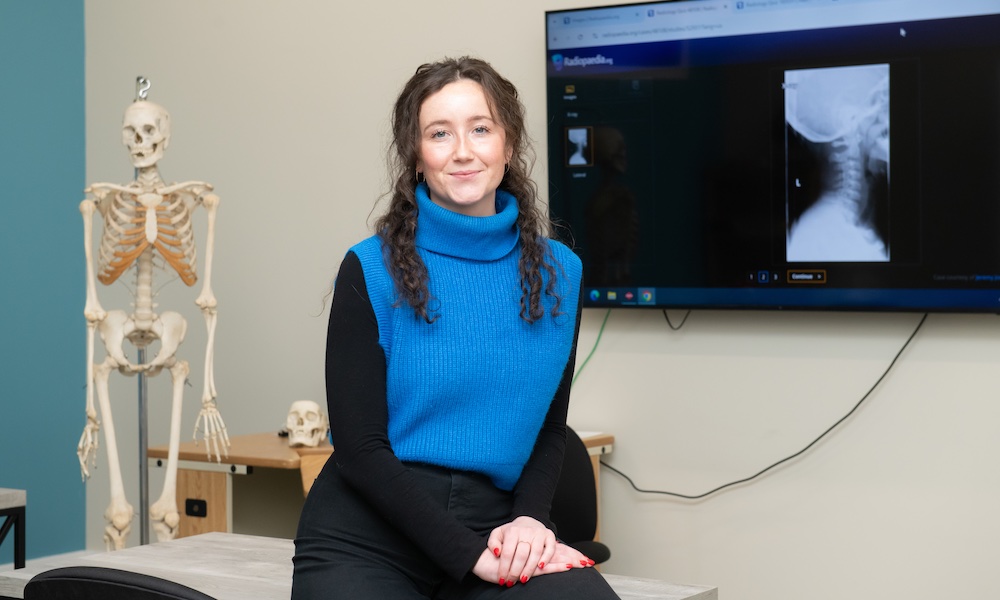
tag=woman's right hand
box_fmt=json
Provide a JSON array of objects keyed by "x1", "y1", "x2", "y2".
[
  {"x1": 471, "y1": 542, "x2": 595, "y2": 587},
  {"x1": 472, "y1": 548, "x2": 502, "y2": 584}
]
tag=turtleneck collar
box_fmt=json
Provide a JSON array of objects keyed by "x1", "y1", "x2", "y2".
[{"x1": 413, "y1": 182, "x2": 520, "y2": 261}]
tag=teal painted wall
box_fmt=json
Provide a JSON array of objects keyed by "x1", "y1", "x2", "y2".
[{"x1": 0, "y1": 0, "x2": 86, "y2": 560}]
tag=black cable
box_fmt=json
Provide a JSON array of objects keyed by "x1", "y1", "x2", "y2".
[
  {"x1": 662, "y1": 309, "x2": 691, "y2": 330},
  {"x1": 602, "y1": 312, "x2": 929, "y2": 500}
]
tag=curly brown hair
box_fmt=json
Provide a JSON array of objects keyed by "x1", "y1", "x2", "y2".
[{"x1": 375, "y1": 56, "x2": 561, "y2": 323}]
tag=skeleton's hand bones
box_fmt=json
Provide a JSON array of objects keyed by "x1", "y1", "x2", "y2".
[
  {"x1": 194, "y1": 400, "x2": 230, "y2": 462},
  {"x1": 77, "y1": 412, "x2": 100, "y2": 481}
]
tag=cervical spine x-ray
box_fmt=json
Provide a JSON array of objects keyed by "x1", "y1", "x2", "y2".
[{"x1": 785, "y1": 63, "x2": 890, "y2": 263}]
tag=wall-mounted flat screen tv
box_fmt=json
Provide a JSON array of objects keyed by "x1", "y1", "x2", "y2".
[{"x1": 545, "y1": 0, "x2": 1000, "y2": 312}]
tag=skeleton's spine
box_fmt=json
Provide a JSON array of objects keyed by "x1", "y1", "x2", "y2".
[{"x1": 134, "y1": 249, "x2": 155, "y2": 332}]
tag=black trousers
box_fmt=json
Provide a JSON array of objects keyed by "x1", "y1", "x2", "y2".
[{"x1": 292, "y1": 459, "x2": 619, "y2": 600}]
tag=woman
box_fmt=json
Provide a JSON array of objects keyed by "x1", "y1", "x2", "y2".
[{"x1": 292, "y1": 57, "x2": 619, "y2": 600}]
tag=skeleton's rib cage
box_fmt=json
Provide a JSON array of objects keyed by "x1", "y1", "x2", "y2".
[{"x1": 97, "y1": 185, "x2": 205, "y2": 287}]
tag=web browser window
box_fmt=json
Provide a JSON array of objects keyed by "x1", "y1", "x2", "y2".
[{"x1": 545, "y1": 0, "x2": 1000, "y2": 311}]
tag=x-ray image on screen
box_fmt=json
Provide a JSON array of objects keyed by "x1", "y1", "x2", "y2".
[
  {"x1": 566, "y1": 126, "x2": 594, "y2": 166},
  {"x1": 785, "y1": 63, "x2": 890, "y2": 262}
]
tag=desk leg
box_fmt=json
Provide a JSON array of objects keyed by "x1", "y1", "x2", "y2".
[
  {"x1": 175, "y1": 469, "x2": 231, "y2": 538},
  {"x1": 589, "y1": 455, "x2": 603, "y2": 543},
  {"x1": 0, "y1": 506, "x2": 25, "y2": 569},
  {"x1": 14, "y1": 506, "x2": 24, "y2": 569}
]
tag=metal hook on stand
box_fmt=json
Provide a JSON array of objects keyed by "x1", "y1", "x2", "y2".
[{"x1": 135, "y1": 76, "x2": 151, "y2": 102}]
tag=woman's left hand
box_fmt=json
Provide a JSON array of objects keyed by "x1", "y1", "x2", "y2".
[{"x1": 487, "y1": 516, "x2": 557, "y2": 587}]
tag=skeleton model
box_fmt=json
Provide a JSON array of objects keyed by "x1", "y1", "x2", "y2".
[{"x1": 76, "y1": 96, "x2": 228, "y2": 550}]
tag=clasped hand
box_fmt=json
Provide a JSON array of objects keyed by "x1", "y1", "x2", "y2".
[{"x1": 472, "y1": 516, "x2": 595, "y2": 587}]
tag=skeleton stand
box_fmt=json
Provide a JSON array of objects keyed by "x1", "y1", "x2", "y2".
[
  {"x1": 138, "y1": 347, "x2": 149, "y2": 544},
  {"x1": 135, "y1": 78, "x2": 150, "y2": 541},
  {"x1": 136, "y1": 77, "x2": 150, "y2": 542}
]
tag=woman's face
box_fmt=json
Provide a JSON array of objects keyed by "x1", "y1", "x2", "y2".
[{"x1": 416, "y1": 79, "x2": 511, "y2": 217}]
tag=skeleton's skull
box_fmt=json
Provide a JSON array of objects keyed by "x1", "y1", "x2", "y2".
[
  {"x1": 285, "y1": 400, "x2": 329, "y2": 448},
  {"x1": 122, "y1": 100, "x2": 171, "y2": 169}
]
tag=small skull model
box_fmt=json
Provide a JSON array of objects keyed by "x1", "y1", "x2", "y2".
[{"x1": 286, "y1": 400, "x2": 329, "y2": 447}]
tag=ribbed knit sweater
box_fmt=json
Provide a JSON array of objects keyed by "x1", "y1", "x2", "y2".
[{"x1": 351, "y1": 183, "x2": 582, "y2": 490}]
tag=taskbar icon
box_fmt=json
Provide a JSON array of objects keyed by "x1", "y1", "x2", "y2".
[{"x1": 585, "y1": 288, "x2": 654, "y2": 305}]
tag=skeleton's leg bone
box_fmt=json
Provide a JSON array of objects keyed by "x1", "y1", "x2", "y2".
[
  {"x1": 94, "y1": 358, "x2": 134, "y2": 550},
  {"x1": 150, "y1": 359, "x2": 188, "y2": 542}
]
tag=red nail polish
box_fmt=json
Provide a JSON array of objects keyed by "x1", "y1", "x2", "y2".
[
  {"x1": 493, "y1": 547, "x2": 500, "y2": 557},
  {"x1": 580, "y1": 560, "x2": 588, "y2": 566},
  {"x1": 588, "y1": 559, "x2": 596, "y2": 566},
  {"x1": 499, "y1": 578, "x2": 505, "y2": 586},
  {"x1": 566, "y1": 563, "x2": 573, "y2": 569},
  {"x1": 521, "y1": 575, "x2": 528, "y2": 584},
  {"x1": 507, "y1": 580, "x2": 514, "y2": 587},
  {"x1": 538, "y1": 562, "x2": 545, "y2": 569}
]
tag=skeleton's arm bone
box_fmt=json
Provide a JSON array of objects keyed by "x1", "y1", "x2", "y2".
[
  {"x1": 202, "y1": 309, "x2": 218, "y2": 404},
  {"x1": 192, "y1": 192, "x2": 223, "y2": 449},
  {"x1": 80, "y1": 200, "x2": 107, "y2": 323},
  {"x1": 196, "y1": 193, "x2": 219, "y2": 407},
  {"x1": 195, "y1": 193, "x2": 219, "y2": 309},
  {"x1": 79, "y1": 199, "x2": 105, "y2": 481},
  {"x1": 77, "y1": 321, "x2": 101, "y2": 481}
]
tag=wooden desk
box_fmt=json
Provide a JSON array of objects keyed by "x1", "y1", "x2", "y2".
[
  {"x1": 148, "y1": 432, "x2": 331, "y2": 539},
  {"x1": 0, "y1": 532, "x2": 717, "y2": 600},
  {"x1": 150, "y1": 431, "x2": 613, "y2": 541}
]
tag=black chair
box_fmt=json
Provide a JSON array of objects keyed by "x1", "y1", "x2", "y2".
[
  {"x1": 549, "y1": 426, "x2": 611, "y2": 564},
  {"x1": 24, "y1": 567, "x2": 216, "y2": 600}
]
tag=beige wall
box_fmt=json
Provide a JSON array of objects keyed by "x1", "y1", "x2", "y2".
[{"x1": 84, "y1": 2, "x2": 1000, "y2": 598}]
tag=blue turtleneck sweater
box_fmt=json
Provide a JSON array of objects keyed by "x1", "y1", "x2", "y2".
[{"x1": 349, "y1": 184, "x2": 582, "y2": 490}]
